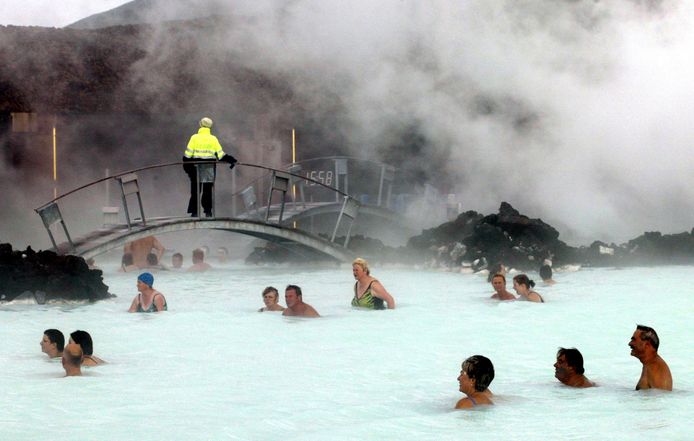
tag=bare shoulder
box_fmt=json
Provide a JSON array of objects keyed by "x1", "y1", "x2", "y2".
[{"x1": 455, "y1": 397, "x2": 473, "y2": 409}]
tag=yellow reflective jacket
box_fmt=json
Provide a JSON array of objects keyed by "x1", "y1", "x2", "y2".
[{"x1": 184, "y1": 127, "x2": 226, "y2": 160}]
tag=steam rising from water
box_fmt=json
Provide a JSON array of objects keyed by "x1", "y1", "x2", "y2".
[
  {"x1": 203, "y1": 0, "x2": 692, "y2": 243},
  {"x1": 3, "y1": 0, "x2": 693, "y2": 248}
]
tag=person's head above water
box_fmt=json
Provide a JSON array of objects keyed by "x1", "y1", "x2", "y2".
[
  {"x1": 556, "y1": 347, "x2": 585, "y2": 375},
  {"x1": 146, "y1": 253, "x2": 159, "y2": 266},
  {"x1": 70, "y1": 330, "x2": 94, "y2": 356},
  {"x1": 491, "y1": 274, "x2": 506, "y2": 291},
  {"x1": 634, "y1": 324, "x2": 660, "y2": 351},
  {"x1": 462, "y1": 355, "x2": 495, "y2": 392},
  {"x1": 554, "y1": 347, "x2": 594, "y2": 388},
  {"x1": 62, "y1": 343, "x2": 83, "y2": 376},
  {"x1": 41, "y1": 329, "x2": 64, "y2": 357},
  {"x1": 137, "y1": 272, "x2": 154, "y2": 288},
  {"x1": 539, "y1": 264, "x2": 553, "y2": 281},
  {"x1": 192, "y1": 248, "x2": 205, "y2": 264},
  {"x1": 172, "y1": 253, "x2": 183, "y2": 269},
  {"x1": 513, "y1": 274, "x2": 535, "y2": 290},
  {"x1": 352, "y1": 257, "x2": 370, "y2": 276},
  {"x1": 262, "y1": 286, "x2": 279, "y2": 302},
  {"x1": 284, "y1": 285, "x2": 303, "y2": 307}
]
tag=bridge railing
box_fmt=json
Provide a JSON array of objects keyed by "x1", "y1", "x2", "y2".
[
  {"x1": 283, "y1": 156, "x2": 396, "y2": 208},
  {"x1": 34, "y1": 161, "x2": 362, "y2": 253}
]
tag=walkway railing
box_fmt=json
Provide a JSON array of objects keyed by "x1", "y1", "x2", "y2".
[{"x1": 34, "y1": 161, "x2": 365, "y2": 254}]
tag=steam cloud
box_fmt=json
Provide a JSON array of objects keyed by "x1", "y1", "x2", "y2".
[
  {"x1": 3, "y1": 0, "x2": 694, "y2": 249},
  {"x1": 196, "y1": 0, "x2": 691, "y2": 244}
]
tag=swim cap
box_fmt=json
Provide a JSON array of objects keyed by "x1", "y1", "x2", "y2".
[
  {"x1": 199, "y1": 117, "x2": 213, "y2": 128},
  {"x1": 138, "y1": 272, "x2": 154, "y2": 287}
]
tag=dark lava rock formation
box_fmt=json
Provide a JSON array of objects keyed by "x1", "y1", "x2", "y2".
[
  {"x1": 407, "y1": 202, "x2": 576, "y2": 270},
  {"x1": 0, "y1": 243, "x2": 113, "y2": 303},
  {"x1": 245, "y1": 202, "x2": 694, "y2": 269}
]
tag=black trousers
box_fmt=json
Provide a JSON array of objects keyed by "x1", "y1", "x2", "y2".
[{"x1": 184, "y1": 162, "x2": 214, "y2": 216}]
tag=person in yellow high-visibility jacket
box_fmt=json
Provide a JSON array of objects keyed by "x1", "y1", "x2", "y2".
[{"x1": 182, "y1": 117, "x2": 237, "y2": 217}]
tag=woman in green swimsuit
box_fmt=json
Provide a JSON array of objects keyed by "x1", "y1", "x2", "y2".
[{"x1": 351, "y1": 257, "x2": 396, "y2": 309}]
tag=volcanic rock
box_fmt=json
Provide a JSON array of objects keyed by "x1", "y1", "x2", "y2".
[{"x1": 0, "y1": 243, "x2": 113, "y2": 303}]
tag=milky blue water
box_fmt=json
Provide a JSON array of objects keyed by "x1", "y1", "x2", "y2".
[{"x1": 1, "y1": 263, "x2": 692, "y2": 440}]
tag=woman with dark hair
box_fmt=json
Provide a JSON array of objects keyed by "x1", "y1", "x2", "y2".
[
  {"x1": 456, "y1": 355, "x2": 495, "y2": 409},
  {"x1": 539, "y1": 264, "x2": 556, "y2": 285},
  {"x1": 69, "y1": 330, "x2": 105, "y2": 366},
  {"x1": 512, "y1": 274, "x2": 544, "y2": 303}
]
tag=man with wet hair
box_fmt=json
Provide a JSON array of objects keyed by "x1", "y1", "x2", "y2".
[
  {"x1": 629, "y1": 324, "x2": 672, "y2": 391},
  {"x1": 62, "y1": 343, "x2": 83, "y2": 377},
  {"x1": 187, "y1": 248, "x2": 212, "y2": 272},
  {"x1": 282, "y1": 285, "x2": 319, "y2": 317},
  {"x1": 40, "y1": 329, "x2": 64, "y2": 359},
  {"x1": 490, "y1": 274, "x2": 516, "y2": 301},
  {"x1": 554, "y1": 348, "x2": 595, "y2": 388},
  {"x1": 171, "y1": 252, "x2": 184, "y2": 269}
]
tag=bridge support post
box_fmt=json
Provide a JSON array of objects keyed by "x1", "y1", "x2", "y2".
[
  {"x1": 35, "y1": 202, "x2": 75, "y2": 253},
  {"x1": 377, "y1": 165, "x2": 395, "y2": 207},
  {"x1": 334, "y1": 158, "x2": 348, "y2": 202},
  {"x1": 265, "y1": 171, "x2": 290, "y2": 224},
  {"x1": 331, "y1": 196, "x2": 360, "y2": 247},
  {"x1": 287, "y1": 163, "x2": 306, "y2": 210},
  {"x1": 117, "y1": 173, "x2": 146, "y2": 230}
]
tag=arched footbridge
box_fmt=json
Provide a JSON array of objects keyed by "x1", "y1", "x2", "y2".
[{"x1": 35, "y1": 159, "x2": 409, "y2": 263}]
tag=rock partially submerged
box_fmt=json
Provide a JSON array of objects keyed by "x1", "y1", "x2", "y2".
[
  {"x1": 243, "y1": 202, "x2": 694, "y2": 269},
  {"x1": 0, "y1": 243, "x2": 113, "y2": 303},
  {"x1": 408, "y1": 202, "x2": 576, "y2": 270},
  {"x1": 407, "y1": 203, "x2": 694, "y2": 269}
]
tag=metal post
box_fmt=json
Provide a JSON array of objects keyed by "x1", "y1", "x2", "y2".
[{"x1": 377, "y1": 165, "x2": 385, "y2": 207}]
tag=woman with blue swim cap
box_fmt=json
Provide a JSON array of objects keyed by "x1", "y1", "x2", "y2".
[{"x1": 127, "y1": 272, "x2": 168, "y2": 313}]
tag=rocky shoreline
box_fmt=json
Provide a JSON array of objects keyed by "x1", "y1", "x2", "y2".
[
  {"x1": 0, "y1": 243, "x2": 113, "y2": 303},
  {"x1": 247, "y1": 202, "x2": 694, "y2": 270}
]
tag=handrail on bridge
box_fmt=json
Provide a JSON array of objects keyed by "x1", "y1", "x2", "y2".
[{"x1": 34, "y1": 161, "x2": 362, "y2": 254}]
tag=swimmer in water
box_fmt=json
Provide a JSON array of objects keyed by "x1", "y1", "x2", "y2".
[
  {"x1": 62, "y1": 343, "x2": 83, "y2": 377},
  {"x1": 258, "y1": 286, "x2": 285, "y2": 312},
  {"x1": 539, "y1": 264, "x2": 556, "y2": 286},
  {"x1": 171, "y1": 252, "x2": 183, "y2": 270},
  {"x1": 455, "y1": 355, "x2": 495, "y2": 409},
  {"x1": 629, "y1": 325, "x2": 672, "y2": 391},
  {"x1": 282, "y1": 285, "x2": 319, "y2": 317},
  {"x1": 187, "y1": 248, "x2": 212, "y2": 272},
  {"x1": 512, "y1": 274, "x2": 544, "y2": 303},
  {"x1": 351, "y1": 257, "x2": 395, "y2": 310},
  {"x1": 40, "y1": 329, "x2": 64, "y2": 359},
  {"x1": 69, "y1": 330, "x2": 105, "y2": 366},
  {"x1": 490, "y1": 274, "x2": 516, "y2": 301},
  {"x1": 128, "y1": 272, "x2": 168, "y2": 313},
  {"x1": 554, "y1": 348, "x2": 595, "y2": 388}
]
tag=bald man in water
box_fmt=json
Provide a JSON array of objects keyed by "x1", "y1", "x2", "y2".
[
  {"x1": 62, "y1": 343, "x2": 83, "y2": 377},
  {"x1": 629, "y1": 325, "x2": 672, "y2": 391}
]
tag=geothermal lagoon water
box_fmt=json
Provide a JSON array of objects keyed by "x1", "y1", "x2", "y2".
[{"x1": 1, "y1": 262, "x2": 692, "y2": 440}]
